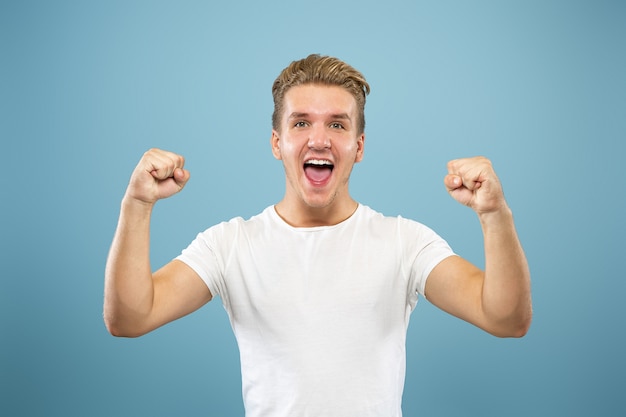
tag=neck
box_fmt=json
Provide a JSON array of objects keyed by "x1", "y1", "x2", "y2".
[{"x1": 274, "y1": 198, "x2": 359, "y2": 227}]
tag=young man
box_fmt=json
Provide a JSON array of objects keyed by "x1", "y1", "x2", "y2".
[{"x1": 104, "y1": 54, "x2": 532, "y2": 416}]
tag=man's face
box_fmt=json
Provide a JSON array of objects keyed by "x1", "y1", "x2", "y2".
[{"x1": 271, "y1": 84, "x2": 365, "y2": 211}]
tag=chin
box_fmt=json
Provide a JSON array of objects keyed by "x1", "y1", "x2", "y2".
[
  {"x1": 303, "y1": 198, "x2": 333, "y2": 209},
  {"x1": 298, "y1": 189, "x2": 332, "y2": 208}
]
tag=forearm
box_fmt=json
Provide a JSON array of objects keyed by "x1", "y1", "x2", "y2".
[
  {"x1": 479, "y1": 206, "x2": 532, "y2": 337},
  {"x1": 103, "y1": 197, "x2": 156, "y2": 336}
]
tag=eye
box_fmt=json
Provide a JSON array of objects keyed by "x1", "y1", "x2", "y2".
[
  {"x1": 330, "y1": 122, "x2": 344, "y2": 129},
  {"x1": 294, "y1": 121, "x2": 308, "y2": 128}
]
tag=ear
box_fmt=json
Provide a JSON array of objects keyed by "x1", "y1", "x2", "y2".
[
  {"x1": 354, "y1": 133, "x2": 365, "y2": 163},
  {"x1": 271, "y1": 129, "x2": 282, "y2": 160}
]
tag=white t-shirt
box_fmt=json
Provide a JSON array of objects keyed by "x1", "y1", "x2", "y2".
[{"x1": 177, "y1": 204, "x2": 454, "y2": 417}]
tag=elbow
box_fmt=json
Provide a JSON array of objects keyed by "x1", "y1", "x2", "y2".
[
  {"x1": 486, "y1": 297, "x2": 533, "y2": 338},
  {"x1": 105, "y1": 324, "x2": 125, "y2": 338},
  {"x1": 104, "y1": 320, "x2": 128, "y2": 338},
  {"x1": 104, "y1": 320, "x2": 145, "y2": 338},
  {"x1": 515, "y1": 313, "x2": 533, "y2": 338},
  {"x1": 504, "y1": 320, "x2": 531, "y2": 338},
  {"x1": 103, "y1": 315, "x2": 129, "y2": 338},
  {"x1": 103, "y1": 310, "x2": 146, "y2": 338},
  {"x1": 512, "y1": 304, "x2": 533, "y2": 338},
  {"x1": 492, "y1": 312, "x2": 533, "y2": 338}
]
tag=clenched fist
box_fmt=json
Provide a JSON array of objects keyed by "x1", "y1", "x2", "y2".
[
  {"x1": 125, "y1": 148, "x2": 190, "y2": 205},
  {"x1": 444, "y1": 156, "x2": 507, "y2": 215}
]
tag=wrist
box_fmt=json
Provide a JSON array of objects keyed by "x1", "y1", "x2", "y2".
[
  {"x1": 478, "y1": 204, "x2": 514, "y2": 231},
  {"x1": 121, "y1": 194, "x2": 155, "y2": 217}
]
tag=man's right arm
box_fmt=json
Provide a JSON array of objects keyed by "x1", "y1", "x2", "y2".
[{"x1": 103, "y1": 149, "x2": 212, "y2": 337}]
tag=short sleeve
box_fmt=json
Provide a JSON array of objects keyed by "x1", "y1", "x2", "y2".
[
  {"x1": 404, "y1": 219, "x2": 455, "y2": 309},
  {"x1": 176, "y1": 229, "x2": 225, "y2": 299}
]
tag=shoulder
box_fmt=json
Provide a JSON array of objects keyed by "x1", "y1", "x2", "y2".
[
  {"x1": 196, "y1": 206, "x2": 276, "y2": 242},
  {"x1": 356, "y1": 205, "x2": 453, "y2": 262},
  {"x1": 357, "y1": 204, "x2": 438, "y2": 236}
]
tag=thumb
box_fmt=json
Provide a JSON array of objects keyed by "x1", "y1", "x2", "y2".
[
  {"x1": 149, "y1": 167, "x2": 190, "y2": 185},
  {"x1": 444, "y1": 174, "x2": 462, "y2": 191},
  {"x1": 176, "y1": 167, "x2": 191, "y2": 187},
  {"x1": 172, "y1": 167, "x2": 191, "y2": 190},
  {"x1": 149, "y1": 167, "x2": 191, "y2": 199}
]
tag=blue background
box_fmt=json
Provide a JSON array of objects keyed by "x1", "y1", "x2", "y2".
[{"x1": 1, "y1": 1, "x2": 625, "y2": 416}]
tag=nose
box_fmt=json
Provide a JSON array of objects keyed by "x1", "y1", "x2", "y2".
[{"x1": 307, "y1": 126, "x2": 331, "y2": 150}]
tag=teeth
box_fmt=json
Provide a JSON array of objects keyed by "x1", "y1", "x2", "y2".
[{"x1": 306, "y1": 159, "x2": 332, "y2": 166}]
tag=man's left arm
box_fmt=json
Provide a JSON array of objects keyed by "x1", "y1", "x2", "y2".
[{"x1": 424, "y1": 157, "x2": 532, "y2": 338}]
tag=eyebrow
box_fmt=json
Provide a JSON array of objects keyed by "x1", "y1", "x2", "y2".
[{"x1": 287, "y1": 112, "x2": 352, "y2": 121}]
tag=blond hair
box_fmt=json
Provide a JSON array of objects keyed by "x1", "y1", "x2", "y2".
[{"x1": 272, "y1": 54, "x2": 370, "y2": 134}]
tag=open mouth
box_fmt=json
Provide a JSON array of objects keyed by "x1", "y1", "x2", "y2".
[{"x1": 304, "y1": 159, "x2": 334, "y2": 184}]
